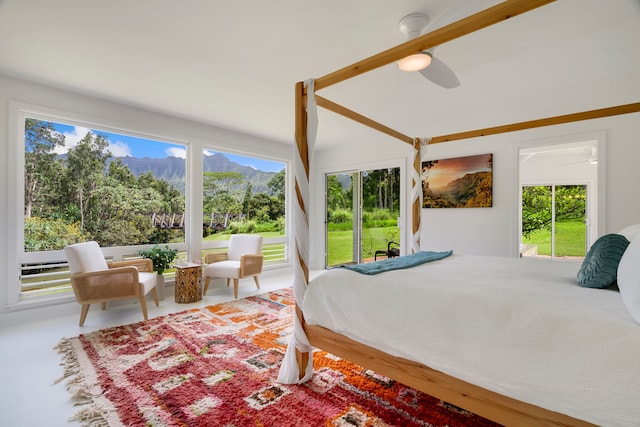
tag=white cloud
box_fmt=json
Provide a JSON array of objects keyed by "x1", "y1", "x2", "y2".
[
  {"x1": 108, "y1": 141, "x2": 132, "y2": 157},
  {"x1": 54, "y1": 126, "x2": 132, "y2": 158},
  {"x1": 167, "y1": 147, "x2": 186, "y2": 159},
  {"x1": 54, "y1": 126, "x2": 91, "y2": 155}
]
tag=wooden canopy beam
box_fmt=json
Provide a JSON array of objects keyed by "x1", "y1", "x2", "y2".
[
  {"x1": 312, "y1": 0, "x2": 555, "y2": 92},
  {"x1": 430, "y1": 102, "x2": 640, "y2": 144},
  {"x1": 315, "y1": 95, "x2": 414, "y2": 145}
]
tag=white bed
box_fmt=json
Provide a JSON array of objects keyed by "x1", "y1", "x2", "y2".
[{"x1": 301, "y1": 254, "x2": 640, "y2": 427}]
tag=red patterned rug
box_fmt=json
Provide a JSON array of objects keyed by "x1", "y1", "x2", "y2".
[{"x1": 55, "y1": 287, "x2": 500, "y2": 426}]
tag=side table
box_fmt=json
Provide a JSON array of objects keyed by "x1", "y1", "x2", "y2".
[{"x1": 174, "y1": 263, "x2": 202, "y2": 303}]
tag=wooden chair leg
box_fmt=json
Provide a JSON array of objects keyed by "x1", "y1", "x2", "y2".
[
  {"x1": 253, "y1": 276, "x2": 260, "y2": 290},
  {"x1": 233, "y1": 279, "x2": 239, "y2": 299},
  {"x1": 203, "y1": 277, "x2": 211, "y2": 295},
  {"x1": 139, "y1": 296, "x2": 149, "y2": 320},
  {"x1": 79, "y1": 304, "x2": 90, "y2": 326},
  {"x1": 226, "y1": 278, "x2": 231, "y2": 287},
  {"x1": 151, "y1": 287, "x2": 159, "y2": 307},
  {"x1": 101, "y1": 302, "x2": 107, "y2": 310}
]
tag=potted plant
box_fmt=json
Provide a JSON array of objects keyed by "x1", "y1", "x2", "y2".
[{"x1": 139, "y1": 245, "x2": 178, "y2": 300}]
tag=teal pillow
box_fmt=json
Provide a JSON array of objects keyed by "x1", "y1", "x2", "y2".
[{"x1": 577, "y1": 233, "x2": 630, "y2": 288}]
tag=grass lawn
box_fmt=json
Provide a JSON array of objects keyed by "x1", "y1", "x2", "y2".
[
  {"x1": 522, "y1": 220, "x2": 586, "y2": 257},
  {"x1": 327, "y1": 226, "x2": 398, "y2": 266}
]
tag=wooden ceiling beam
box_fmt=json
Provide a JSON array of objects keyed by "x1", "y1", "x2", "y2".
[
  {"x1": 312, "y1": 0, "x2": 555, "y2": 92},
  {"x1": 429, "y1": 102, "x2": 640, "y2": 144},
  {"x1": 315, "y1": 95, "x2": 414, "y2": 145}
]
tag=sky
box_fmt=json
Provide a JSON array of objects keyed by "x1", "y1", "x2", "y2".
[
  {"x1": 423, "y1": 153, "x2": 492, "y2": 189},
  {"x1": 51, "y1": 123, "x2": 285, "y2": 172}
]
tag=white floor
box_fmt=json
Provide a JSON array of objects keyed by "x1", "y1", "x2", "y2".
[{"x1": 0, "y1": 268, "x2": 294, "y2": 426}]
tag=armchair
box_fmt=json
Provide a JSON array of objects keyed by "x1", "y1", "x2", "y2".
[
  {"x1": 203, "y1": 234, "x2": 263, "y2": 299},
  {"x1": 64, "y1": 241, "x2": 159, "y2": 326}
]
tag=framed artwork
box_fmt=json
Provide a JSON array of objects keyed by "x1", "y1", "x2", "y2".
[{"x1": 422, "y1": 153, "x2": 493, "y2": 208}]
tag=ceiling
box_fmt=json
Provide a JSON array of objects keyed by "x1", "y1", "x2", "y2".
[{"x1": 1, "y1": 0, "x2": 638, "y2": 149}]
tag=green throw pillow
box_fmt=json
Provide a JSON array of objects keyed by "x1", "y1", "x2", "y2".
[{"x1": 577, "y1": 233, "x2": 630, "y2": 288}]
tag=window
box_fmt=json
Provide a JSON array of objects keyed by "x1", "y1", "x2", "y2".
[
  {"x1": 521, "y1": 184, "x2": 587, "y2": 258},
  {"x1": 18, "y1": 114, "x2": 186, "y2": 300},
  {"x1": 519, "y1": 137, "x2": 602, "y2": 260},
  {"x1": 201, "y1": 148, "x2": 288, "y2": 265}
]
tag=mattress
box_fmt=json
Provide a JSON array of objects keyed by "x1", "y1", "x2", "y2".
[{"x1": 302, "y1": 254, "x2": 640, "y2": 426}]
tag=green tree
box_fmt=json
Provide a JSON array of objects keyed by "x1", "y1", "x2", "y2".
[
  {"x1": 138, "y1": 171, "x2": 184, "y2": 213},
  {"x1": 64, "y1": 132, "x2": 111, "y2": 233},
  {"x1": 24, "y1": 119, "x2": 65, "y2": 219},
  {"x1": 242, "y1": 182, "x2": 253, "y2": 219},
  {"x1": 327, "y1": 175, "x2": 349, "y2": 211},
  {"x1": 522, "y1": 185, "x2": 586, "y2": 238},
  {"x1": 267, "y1": 169, "x2": 285, "y2": 201},
  {"x1": 249, "y1": 193, "x2": 284, "y2": 222}
]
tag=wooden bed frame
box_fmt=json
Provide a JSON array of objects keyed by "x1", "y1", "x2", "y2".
[{"x1": 289, "y1": 1, "x2": 640, "y2": 425}]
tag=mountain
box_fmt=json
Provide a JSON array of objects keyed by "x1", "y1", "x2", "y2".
[
  {"x1": 424, "y1": 171, "x2": 492, "y2": 208},
  {"x1": 109, "y1": 153, "x2": 278, "y2": 194}
]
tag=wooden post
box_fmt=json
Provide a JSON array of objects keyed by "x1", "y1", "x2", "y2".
[
  {"x1": 294, "y1": 81, "x2": 311, "y2": 379},
  {"x1": 411, "y1": 139, "x2": 422, "y2": 253}
]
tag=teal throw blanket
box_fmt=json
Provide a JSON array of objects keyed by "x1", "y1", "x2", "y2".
[{"x1": 342, "y1": 250, "x2": 453, "y2": 275}]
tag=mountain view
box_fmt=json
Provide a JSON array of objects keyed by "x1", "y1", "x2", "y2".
[
  {"x1": 423, "y1": 171, "x2": 492, "y2": 208},
  {"x1": 110, "y1": 153, "x2": 279, "y2": 194}
]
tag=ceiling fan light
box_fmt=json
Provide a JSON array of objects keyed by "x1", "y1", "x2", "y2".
[{"x1": 398, "y1": 53, "x2": 432, "y2": 72}]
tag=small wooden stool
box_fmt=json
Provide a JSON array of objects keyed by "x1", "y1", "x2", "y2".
[{"x1": 174, "y1": 263, "x2": 202, "y2": 303}]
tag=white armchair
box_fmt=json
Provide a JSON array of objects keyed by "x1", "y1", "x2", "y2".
[
  {"x1": 203, "y1": 234, "x2": 264, "y2": 299},
  {"x1": 64, "y1": 241, "x2": 159, "y2": 326}
]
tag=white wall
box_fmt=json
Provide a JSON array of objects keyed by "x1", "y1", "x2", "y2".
[
  {"x1": 0, "y1": 74, "x2": 291, "y2": 313},
  {"x1": 311, "y1": 112, "x2": 640, "y2": 268},
  {"x1": 3, "y1": 74, "x2": 639, "y2": 303}
]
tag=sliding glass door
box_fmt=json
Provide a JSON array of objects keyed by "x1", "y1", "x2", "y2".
[
  {"x1": 325, "y1": 167, "x2": 400, "y2": 267},
  {"x1": 521, "y1": 184, "x2": 587, "y2": 259}
]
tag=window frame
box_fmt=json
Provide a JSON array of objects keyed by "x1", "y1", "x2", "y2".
[
  {"x1": 8, "y1": 101, "x2": 192, "y2": 309},
  {"x1": 200, "y1": 144, "x2": 291, "y2": 267}
]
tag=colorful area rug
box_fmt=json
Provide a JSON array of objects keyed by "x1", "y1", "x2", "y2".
[{"x1": 55, "y1": 287, "x2": 500, "y2": 426}]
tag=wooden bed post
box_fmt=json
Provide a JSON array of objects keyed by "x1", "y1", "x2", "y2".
[
  {"x1": 411, "y1": 138, "x2": 422, "y2": 253},
  {"x1": 293, "y1": 80, "x2": 311, "y2": 379}
]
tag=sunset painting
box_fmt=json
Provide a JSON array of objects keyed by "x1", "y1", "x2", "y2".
[{"x1": 421, "y1": 153, "x2": 493, "y2": 208}]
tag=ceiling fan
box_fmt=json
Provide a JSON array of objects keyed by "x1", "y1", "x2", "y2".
[{"x1": 397, "y1": 13, "x2": 460, "y2": 89}]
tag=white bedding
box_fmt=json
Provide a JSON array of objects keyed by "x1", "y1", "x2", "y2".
[{"x1": 302, "y1": 254, "x2": 640, "y2": 426}]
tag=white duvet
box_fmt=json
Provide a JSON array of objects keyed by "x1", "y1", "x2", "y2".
[{"x1": 302, "y1": 254, "x2": 640, "y2": 426}]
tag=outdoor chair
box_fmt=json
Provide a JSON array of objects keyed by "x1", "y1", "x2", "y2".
[
  {"x1": 203, "y1": 234, "x2": 263, "y2": 299},
  {"x1": 374, "y1": 241, "x2": 400, "y2": 261},
  {"x1": 64, "y1": 241, "x2": 159, "y2": 326}
]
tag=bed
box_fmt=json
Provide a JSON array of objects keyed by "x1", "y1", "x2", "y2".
[
  {"x1": 301, "y1": 254, "x2": 640, "y2": 426},
  {"x1": 277, "y1": 1, "x2": 640, "y2": 425}
]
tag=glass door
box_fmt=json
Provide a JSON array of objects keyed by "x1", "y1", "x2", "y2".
[
  {"x1": 360, "y1": 168, "x2": 400, "y2": 263},
  {"x1": 521, "y1": 184, "x2": 587, "y2": 259},
  {"x1": 326, "y1": 172, "x2": 357, "y2": 267},
  {"x1": 325, "y1": 167, "x2": 400, "y2": 267}
]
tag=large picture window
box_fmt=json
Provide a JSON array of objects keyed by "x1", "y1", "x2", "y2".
[
  {"x1": 20, "y1": 116, "x2": 186, "y2": 298},
  {"x1": 9, "y1": 104, "x2": 289, "y2": 308},
  {"x1": 201, "y1": 148, "x2": 288, "y2": 265}
]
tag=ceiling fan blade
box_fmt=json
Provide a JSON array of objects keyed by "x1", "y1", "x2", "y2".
[{"x1": 419, "y1": 55, "x2": 460, "y2": 89}]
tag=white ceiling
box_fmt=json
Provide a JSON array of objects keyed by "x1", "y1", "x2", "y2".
[{"x1": 1, "y1": 0, "x2": 638, "y2": 149}]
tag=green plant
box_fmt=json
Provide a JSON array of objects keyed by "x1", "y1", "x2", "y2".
[{"x1": 139, "y1": 245, "x2": 178, "y2": 274}]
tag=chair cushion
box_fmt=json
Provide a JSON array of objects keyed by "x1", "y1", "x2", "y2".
[
  {"x1": 138, "y1": 272, "x2": 158, "y2": 295},
  {"x1": 204, "y1": 260, "x2": 241, "y2": 279},
  {"x1": 227, "y1": 235, "x2": 263, "y2": 261},
  {"x1": 64, "y1": 241, "x2": 109, "y2": 275}
]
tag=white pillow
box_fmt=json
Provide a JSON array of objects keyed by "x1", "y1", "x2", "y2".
[
  {"x1": 617, "y1": 224, "x2": 640, "y2": 241},
  {"x1": 618, "y1": 233, "x2": 640, "y2": 323}
]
